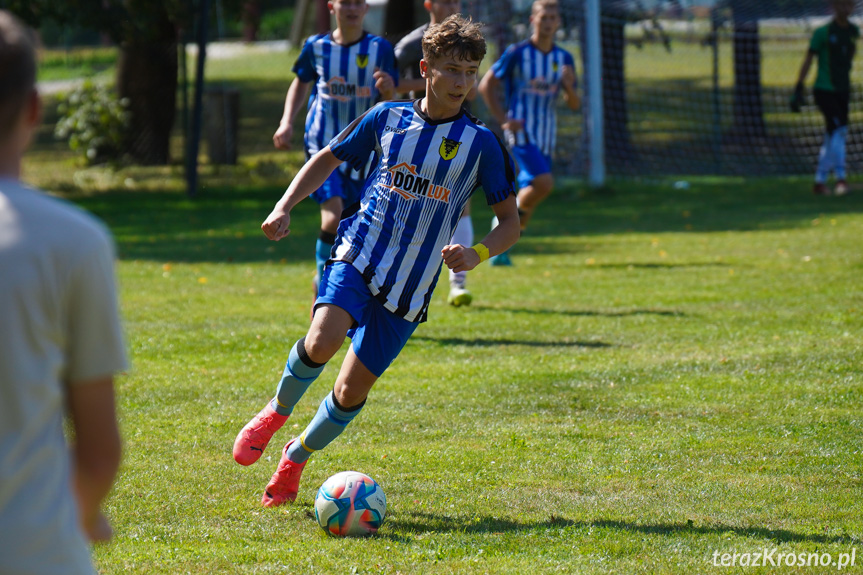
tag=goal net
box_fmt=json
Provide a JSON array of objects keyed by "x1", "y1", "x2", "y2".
[{"x1": 467, "y1": 0, "x2": 863, "y2": 179}]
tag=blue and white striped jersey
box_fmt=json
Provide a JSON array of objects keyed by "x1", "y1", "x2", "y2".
[
  {"x1": 329, "y1": 100, "x2": 516, "y2": 322},
  {"x1": 294, "y1": 32, "x2": 397, "y2": 160},
  {"x1": 490, "y1": 40, "x2": 576, "y2": 156}
]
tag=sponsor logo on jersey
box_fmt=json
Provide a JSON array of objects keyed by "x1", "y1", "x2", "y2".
[
  {"x1": 356, "y1": 54, "x2": 369, "y2": 68},
  {"x1": 553, "y1": 62, "x2": 559, "y2": 72},
  {"x1": 327, "y1": 77, "x2": 372, "y2": 101},
  {"x1": 439, "y1": 137, "x2": 461, "y2": 161},
  {"x1": 526, "y1": 77, "x2": 554, "y2": 94},
  {"x1": 384, "y1": 125, "x2": 407, "y2": 135},
  {"x1": 382, "y1": 162, "x2": 452, "y2": 203}
]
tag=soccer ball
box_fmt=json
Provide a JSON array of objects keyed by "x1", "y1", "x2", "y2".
[{"x1": 314, "y1": 471, "x2": 386, "y2": 537}]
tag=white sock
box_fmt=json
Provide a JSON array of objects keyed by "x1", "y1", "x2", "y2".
[
  {"x1": 816, "y1": 131, "x2": 836, "y2": 183},
  {"x1": 832, "y1": 126, "x2": 848, "y2": 180},
  {"x1": 449, "y1": 215, "x2": 473, "y2": 287}
]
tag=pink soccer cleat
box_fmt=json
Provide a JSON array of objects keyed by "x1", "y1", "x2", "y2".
[
  {"x1": 261, "y1": 440, "x2": 307, "y2": 507},
  {"x1": 232, "y1": 402, "x2": 288, "y2": 466}
]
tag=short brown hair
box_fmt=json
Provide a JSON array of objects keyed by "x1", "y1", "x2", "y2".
[
  {"x1": 422, "y1": 14, "x2": 486, "y2": 64},
  {"x1": 532, "y1": 0, "x2": 560, "y2": 15},
  {"x1": 0, "y1": 11, "x2": 37, "y2": 137}
]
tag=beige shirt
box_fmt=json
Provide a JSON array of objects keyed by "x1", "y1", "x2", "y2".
[{"x1": 0, "y1": 179, "x2": 128, "y2": 575}]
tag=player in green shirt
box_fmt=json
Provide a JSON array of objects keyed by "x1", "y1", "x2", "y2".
[{"x1": 793, "y1": 0, "x2": 859, "y2": 196}]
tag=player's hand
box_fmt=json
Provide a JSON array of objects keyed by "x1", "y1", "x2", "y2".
[
  {"x1": 790, "y1": 82, "x2": 806, "y2": 113},
  {"x1": 262, "y1": 210, "x2": 291, "y2": 241},
  {"x1": 82, "y1": 510, "x2": 113, "y2": 543},
  {"x1": 501, "y1": 118, "x2": 524, "y2": 133},
  {"x1": 273, "y1": 123, "x2": 293, "y2": 150},
  {"x1": 374, "y1": 68, "x2": 396, "y2": 100},
  {"x1": 441, "y1": 244, "x2": 480, "y2": 273}
]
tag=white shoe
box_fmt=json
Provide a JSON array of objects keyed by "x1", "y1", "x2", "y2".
[
  {"x1": 835, "y1": 180, "x2": 849, "y2": 196},
  {"x1": 448, "y1": 285, "x2": 473, "y2": 307}
]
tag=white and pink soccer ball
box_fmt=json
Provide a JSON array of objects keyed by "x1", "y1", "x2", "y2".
[{"x1": 314, "y1": 471, "x2": 386, "y2": 537}]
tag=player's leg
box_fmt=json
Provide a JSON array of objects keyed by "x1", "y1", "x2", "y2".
[
  {"x1": 317, "y1": 196, "x2": 344, "y2": 287},
  {"x1": 448, "y1": 200, "x2": 474, "y2": 307},
  {"x1": 262, "y1": 348, "x2": 377, "y2": 507},
  {"x1": 311, "y1": 165, "x2": 350, "y2": 289},
  {"x1": 813, "y1": 89, "x2": 837, "y2": 195},
  {"x1": 833, "y1": 92, "x2": 850, "y2": 195},
  {"x1": 513, "y1": 172, "x2": 553, "y2": 229},
  {"x1": 233, "y1": 303, "x2": 354, "y2": 466},
  {"x1": 491, "y1": 144, "x2": 552, "y2": 266},
  {"x1": 262, "y1": 271, "x2": 418, "y2": 506}
]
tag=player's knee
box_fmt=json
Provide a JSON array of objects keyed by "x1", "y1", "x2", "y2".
[
  {"x1": 333, "y1": 382, "x2": 367, "y2": 410},
  {"x1": 303, "y1": 330, "x2": 341, "y2": 364},
  {"x1": 534, "y1": 173, "x2": 554, "y2": 197}
]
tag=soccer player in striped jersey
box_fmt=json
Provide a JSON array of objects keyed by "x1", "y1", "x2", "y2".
[
  {"x1": 479, "y1": 0, "x2": 580, "y2": 265},
  {"x1": 234, "y1": 15, "x2": 521, "y2": 507},
  {"x1": 272, "y1": 0, "x2": 397, "y2": 297}
]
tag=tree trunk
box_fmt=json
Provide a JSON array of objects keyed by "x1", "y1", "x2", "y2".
[
  {"x1": 116, "y1": 19, "x2": 178, "y2": 165},
  {"x1": 242, "y1": 0, "x2": 261, "y2": 43},
  {"x1": 731, "y1": 19, "x2": 767, "y2": 139}
]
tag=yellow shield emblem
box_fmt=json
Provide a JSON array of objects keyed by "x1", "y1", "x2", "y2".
[
  {"x1": 356, "y1": 54, "x2": 369, "y2": 69},
  {"x1": 439, "y1": 137, "x2": 461, "y2": 161}
]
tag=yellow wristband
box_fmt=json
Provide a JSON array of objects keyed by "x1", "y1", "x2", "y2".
[{"x1": 472, "y1": 243, "x2": 490, "y2": 263}]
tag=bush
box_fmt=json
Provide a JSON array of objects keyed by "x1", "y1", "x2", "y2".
[{"x1": 54, "y1": 80, "x2": 130, "y2": 165}]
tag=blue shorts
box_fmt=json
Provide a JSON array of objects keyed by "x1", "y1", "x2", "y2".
[
  {"x1": 309, "y1": 163, "x2": 364, "y2": 205},
  {"x1": 509, "y1": 143, "x2": 552, "y2": 189},
  {"x1": 315, "y1": 261, "x2": 418, "y2": 377}
]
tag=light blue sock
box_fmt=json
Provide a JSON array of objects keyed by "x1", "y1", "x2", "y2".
[
  {"x1": 816, "y1": 131, "x2": 836, "y2": 183},
  {"x1": 832, "y1": 126, "x2": 848, "y2": 180},
  {"x1": 285, "y1": 391, "x2": 365, "y2": 463},
  {"x1": 315, "y1": 234, "x2": 335, "y2": 286},
  {"x1": 271, "y1": 337, "x2": 326, "y2": 416}
]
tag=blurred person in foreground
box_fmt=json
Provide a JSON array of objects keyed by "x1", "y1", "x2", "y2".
[{"x1": 0, "y1": 10, "x2": 126, "y2": 574}]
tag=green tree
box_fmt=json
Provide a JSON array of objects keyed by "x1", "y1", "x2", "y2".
[{"x1": 4, "y1": 0, "x2": 240, "y2": 165}]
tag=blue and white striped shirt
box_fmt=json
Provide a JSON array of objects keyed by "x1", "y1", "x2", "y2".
[
  {"x1": 329, "y1": 101, "x2": 516, "y2": 322},
  {"x1": 491, "y1": 40, "x2": 576, "y2": 157},
  {"x1": 294, "y1": 32, "x2": 397, "y2": 170}
]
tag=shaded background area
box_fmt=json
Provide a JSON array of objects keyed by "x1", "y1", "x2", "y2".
[{"x1": 17, "y1": 0, "x2": 863, "y2": 185}]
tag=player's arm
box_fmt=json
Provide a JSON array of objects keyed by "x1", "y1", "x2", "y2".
[
  {"x1": 68, "y1": 375, "x2": 122, "y2": 542},
  {"x1": 479, "y1": 70, "x2": 521, "y2": 131},
  {"x1": 795, "y1": 51, "x2": 815, "y2": 86},
  {"x1": 273, "y1": 77, "x2": 311, "y2": 150},
  {"x1": 262, "y1": 146, "x2": 343, "y2": 241},
  {"x1": 442, "y1": 195, "x2": 519, "y2": 272},
  {"x1": 397, "y1": 77, "x2": 426, "y2": 95}
]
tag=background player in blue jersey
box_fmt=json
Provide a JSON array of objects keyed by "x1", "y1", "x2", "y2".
[
  {"x1": 234, "y1": 15, "x2": 521, "y2": 507},
  {"x1": 479, "y1": 0, "x2": 580, "y2": 265},
  {"x1": 272, "y1": 0, "x2": 397, "y2": 298},
  {"x1": 396, "y1": 0, "x2": 478, "y2": 307}
]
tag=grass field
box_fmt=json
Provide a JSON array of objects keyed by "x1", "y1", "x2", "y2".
[
  {"x1": 34, "y1": 173, "x2": 859, "y2": 574},
  {"x1": 23, "y1": 25, "x2": 863, "y2": 575}
]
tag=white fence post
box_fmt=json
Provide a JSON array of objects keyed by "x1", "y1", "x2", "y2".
[{"x1": 585, "y1": 0, "x2": 605, "y2": 186}]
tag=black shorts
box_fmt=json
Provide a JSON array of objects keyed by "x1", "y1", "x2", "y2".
[{"x1": 813, "y1": 89, "x2": 850, "y2": 133}]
